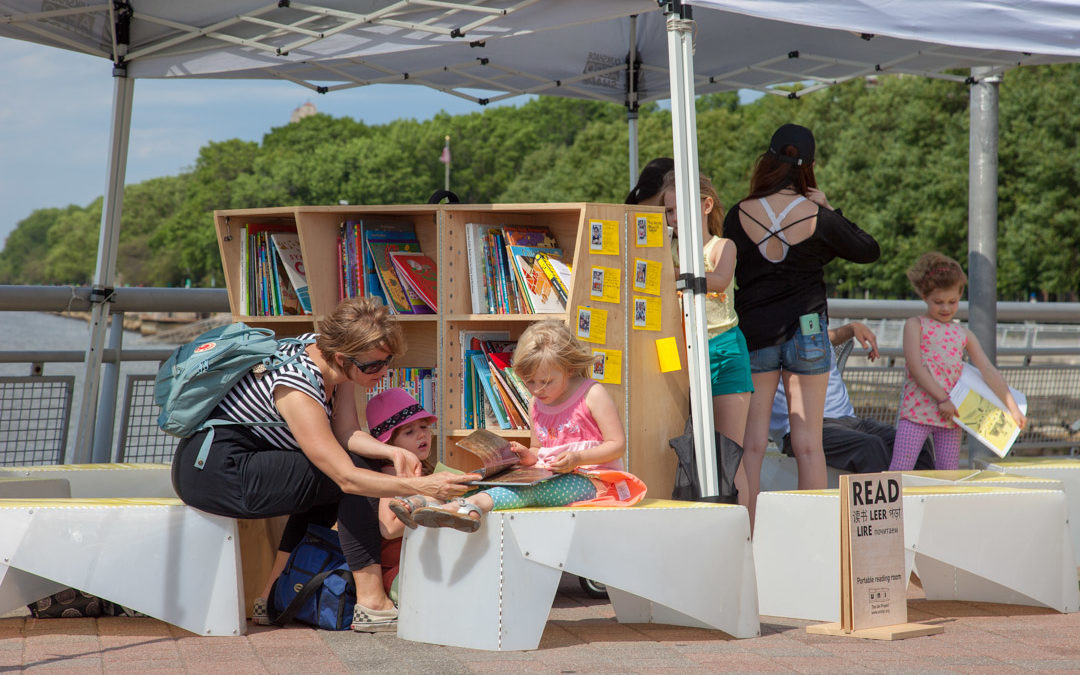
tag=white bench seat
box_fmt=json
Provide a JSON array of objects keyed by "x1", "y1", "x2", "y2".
[{"x1": 397, "y1": 498, "x2": 759, "y2": 651}]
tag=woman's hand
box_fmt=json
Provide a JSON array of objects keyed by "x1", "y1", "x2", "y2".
[
  {"x1": 389, "y1": 447, "x2": 422, "y2": 477},
  {"x1": 806, "y1": 187, "x2": 832, "y2": 209},
  {"x1": 547, "y1": 450, "x2": 579, "y2": 474},
  {"x1": 409, "y1": 472, "x2": 480, "y2": 501},
  {"x1": 509, "y1": 441, "x2": 538, "y2": 467}
]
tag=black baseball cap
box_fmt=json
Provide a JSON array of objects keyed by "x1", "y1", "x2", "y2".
[{"x1": 768, "y1": 124, "x2": 815, "y2": 166}]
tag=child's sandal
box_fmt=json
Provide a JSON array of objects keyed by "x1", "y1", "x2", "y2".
[
  {"x1": 413, "y1": 498, "x2": 483, "y2": 533},
  {"x1": 388, "y1": 494, "x2": 441, "y2": 529}
]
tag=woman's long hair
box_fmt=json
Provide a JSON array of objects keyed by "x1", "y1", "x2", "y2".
[{"x1": 745, "y1": 148, "x2": 817, "y2": 200}]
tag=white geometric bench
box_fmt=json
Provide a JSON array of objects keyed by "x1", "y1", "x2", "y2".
[
  {"x1": 397, "y1": 499, "x2": 759, "y2": 651},
  {"x1": 754, "y1": 485, "x2": 1080, "y2": 622},
  {"x1": 979, "y1": 457, "x2": 1080, "y2": 576},
  {"x1": 0, "y1": 497, "x2": 244, "y2": 636},
  {"x1": 0, "y1": 463, "x2": 175, "y2": 498}
]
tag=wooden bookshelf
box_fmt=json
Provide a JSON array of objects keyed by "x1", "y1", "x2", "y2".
[{"x1": 214, "y1": 203, "x2": 688, "y2": 496}]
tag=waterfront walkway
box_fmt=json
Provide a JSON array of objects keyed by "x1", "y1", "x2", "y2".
[{"x1": 3, "y1": 576, "x2": 1079, "y2": 673}]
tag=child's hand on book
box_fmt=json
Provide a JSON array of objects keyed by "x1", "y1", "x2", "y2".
[
  {"x1": 1010, "y1": 408, "x2": 1028, "y2": 430},
  {"x1": 937, "y1": 399, "x2": 958, "y2": 419},
  {"x1": 509, "y1": 441, "x2": 538, "y2": 466},
  {"x1": 547, "y1": 450, "x2": 579, "y2": 473}
]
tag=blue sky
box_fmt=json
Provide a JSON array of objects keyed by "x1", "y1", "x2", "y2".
[{"x1": 0, "y1": 39, "x2": 527, "y2": 249}]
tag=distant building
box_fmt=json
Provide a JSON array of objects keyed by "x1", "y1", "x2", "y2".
[{"x1": 290, "y1": 101, "x2": 317, "y2": 123}]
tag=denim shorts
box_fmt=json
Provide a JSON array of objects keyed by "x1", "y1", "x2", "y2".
[{"x1": 747, "y1": 314, "x2": 832, "y2": 375}]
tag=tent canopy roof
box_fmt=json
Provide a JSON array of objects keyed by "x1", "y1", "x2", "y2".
[{"x1": 2, "y1": 1, "x2": 1077, "y2": 105}]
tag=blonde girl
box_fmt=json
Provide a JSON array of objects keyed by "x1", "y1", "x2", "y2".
[
  {"x1": 391, "y1": 320, "x2": 629, "y2": 532},
  {"x1": 889, "y1": 252, "x2": 1026, "y2": 470}
]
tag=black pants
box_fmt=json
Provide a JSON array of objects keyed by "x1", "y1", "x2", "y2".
[
  {"x1": 782, "y1": 416, "x2": 935, "y2": 473},
  {"x1": 172, "y1": 425, "x2": 381, "y2": 572}
]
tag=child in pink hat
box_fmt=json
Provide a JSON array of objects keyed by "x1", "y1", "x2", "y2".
[{"x1": 365, "y1": 388, "x2": 438, "y2": 600}]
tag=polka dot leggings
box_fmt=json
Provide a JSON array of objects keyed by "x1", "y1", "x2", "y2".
[
  {"x1": 890, "y1": 418, "x2": 963, "y2": 471},
  {"x1": 484, "y1": 472, "x2": 596, "y2": 510}
]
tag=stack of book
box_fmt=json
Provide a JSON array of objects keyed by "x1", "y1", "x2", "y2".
[
  {"x1": 338, "y1": 220, "x2": 438, "y2": 313},
  {"x1": 460, "y1": 330, "x2": 533, "y2": 430},
  {"x1": 464, "y1": 223, "x2": 571, "y2": 314},
  {"x1": 366, "y1": 367, "x2": 438, "y2": 416},
  {"x1": 240, "y1": 225, "x2": 311, "y2": 316}
]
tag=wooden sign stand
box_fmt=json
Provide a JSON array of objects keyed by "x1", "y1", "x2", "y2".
[{"x1": 807, "y1": 472, "x2": 943, "y2": 641}]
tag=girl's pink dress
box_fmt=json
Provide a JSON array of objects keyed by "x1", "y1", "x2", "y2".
[
  {"x1": 531, "y1": 379, "x2": 624, "y2": 471},
  {"x1": 898, "y1": 316, "x2": 967, "y2": 428}
]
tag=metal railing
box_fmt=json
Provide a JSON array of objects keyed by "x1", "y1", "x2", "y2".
[{"x1": 1, "y1": 286, "x2": 1079, "y2": 466}]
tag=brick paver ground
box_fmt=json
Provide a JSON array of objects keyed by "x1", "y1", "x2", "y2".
[{"x1": 3, "y1": 576, "x2": 1080, "y2": 673}]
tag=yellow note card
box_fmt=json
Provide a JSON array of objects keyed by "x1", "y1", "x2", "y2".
[
  {"x1": 634, "y1": 212, "x2": 664, "y2": 248},
  {"x1": 588, "y1": 219, "x2": 621, "y2": 256},
  {"x1": 655, "y1": 337, "x2": 682, "y2": 372},
  {"x1": 631, "y1": 295, "x2": 662, "y2": 331},
  {"x1": 576, "y1": 306, "x2": 608, "y2": 344},
  {"x1": 591, "y1": 348, "x2": 622, "y2": 385},
  {"x1": 632, "y1": 258, "x2": 662, "y2": 296},
  {"x1": 589, "y1": 266, "x2": 622, "y2": 303}
]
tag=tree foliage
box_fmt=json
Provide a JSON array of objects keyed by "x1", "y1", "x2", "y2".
[{"x1": 2, "y1": 66, "x2": 1079, "y2": 300}]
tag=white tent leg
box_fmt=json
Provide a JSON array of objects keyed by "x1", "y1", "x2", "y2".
[
  {"x1": 967, "y1": 65, "x2": 1000, "y2": 469},
  {"x1": 72, "y1": 73, "x2": 134, "y2": 465},
  {"x1": 627, "y1": 111, "x2": 639, "y2": 189},
  {"x1": 665, "y1": 3, "x2": 718, "y2": 497},
  {"x1": 626, "y1": 14, "x2": 639, "y2": 189}
]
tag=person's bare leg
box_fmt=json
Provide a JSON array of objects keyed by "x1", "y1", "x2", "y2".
[
  {"x1": 259, "y1": 550, "x2": 290, "y2": 599},
  {"x1": 741, "y1": 371, "x2": 780, "y2": 532},
  {"x1": 353, "y1": 564, "x2": 394, "y2": 610},
  {"x1": 713, "y1": 391, "x2": 751, "y2": 446},
  {"x1": 784, "y1": 370, "x2": 830, "y2": 490}
]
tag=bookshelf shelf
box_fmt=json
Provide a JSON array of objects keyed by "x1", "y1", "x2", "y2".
[{"x1": 214, "y1": 203, "x2": 688, "y2": 495}]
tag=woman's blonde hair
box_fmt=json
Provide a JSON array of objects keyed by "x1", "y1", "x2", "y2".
[
  {"x1": 316, "y1": 297, "x2": 405, "y2": 362},
  {"x1": 512, "y1": 320, "x2": 597, "y2": 380},
  {"x1": 660, "y1": 171, "x2": 725, "y2": 237},
  {"x1": 907, "y1": 252, "x2": 967, "y2": 297}
]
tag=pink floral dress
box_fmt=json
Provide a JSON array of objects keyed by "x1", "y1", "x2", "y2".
[{"x1": 898, "y1": 316, "x2": 967, "y2": 428}]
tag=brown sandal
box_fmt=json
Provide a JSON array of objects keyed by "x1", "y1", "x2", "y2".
[
  {"x1": 413, "y1": 499, "x2": 483, "y2": 533},
  {"x1": 388, "y1": 495, "x2": 441, "y2": 529}
]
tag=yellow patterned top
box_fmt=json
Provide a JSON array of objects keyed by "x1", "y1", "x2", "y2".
[{"x1": 703, "y1": 235, "x2": 738, "y2": 337}]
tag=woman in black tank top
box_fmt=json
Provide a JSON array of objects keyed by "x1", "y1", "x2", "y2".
[{"x1": 722, "y1": 124, "x2": 880, "y2": 530}]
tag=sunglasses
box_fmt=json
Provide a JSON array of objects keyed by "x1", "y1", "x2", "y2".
[{"x1": 347, "y1": 354, "x2": 393, "y2": 375}]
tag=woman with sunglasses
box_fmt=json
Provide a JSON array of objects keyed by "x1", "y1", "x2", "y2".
[{"x1": 172, "y1": 296, "x2": 478, "y2": 632}]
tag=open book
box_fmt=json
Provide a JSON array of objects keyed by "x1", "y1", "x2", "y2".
[
  {"x1": 949, "y1": 363, "x2": 1028, "y2": 458},
  {"x1": 456, "y1": 429, "x2": 555, "y2": 487}
]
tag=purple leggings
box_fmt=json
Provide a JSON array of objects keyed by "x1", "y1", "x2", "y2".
[{"x1": 890, "y1": 419, "x2": 963, "y2": 471}]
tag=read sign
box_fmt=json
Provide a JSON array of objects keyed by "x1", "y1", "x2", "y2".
[{"x1": 840, "y1": 472, "x2": 906, "y2": 631}]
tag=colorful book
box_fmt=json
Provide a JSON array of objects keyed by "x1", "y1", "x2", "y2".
[
  {"x1": 362, "y1": 222, "x2": 416, "y2": 308},
  {"x1": 464, "y1": 222, "x2": 491, "y2": 314},
  {"x1": 534, "y1": 252, "x2": 571, "y2": 306},
  {"x1": 460, "y1": 331, "x2": 510, "y2": 429},
  {"x1": 390, "y1": 251, "x2": 437, "y2": 312},
  {"x1": 486, "y1": 351, "x2": 530, "y2": 426},
  {"x1": 455, "y1": 429, "x2": 555, "y2": 487},
  {"x1": 472, "y1": 353, "x2": 511, "y2": 429},
  {"x1": 949, "y1": 364, "x2": 1028, "y2": 458},
  {"x1": 271, "y1": 232, "x2": 311, "y2": 313},
  {"x1": 501, "y1": 224, "x2": 559, "y2": 250},
  {"x1": 507, "y1": 246, "x2": 565, "y2": 313},
  {"x1": 366, "y1": 238, "x2": 421, "y2": 314}
]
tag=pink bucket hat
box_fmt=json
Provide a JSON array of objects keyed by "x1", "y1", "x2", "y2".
[{"x1": 366, "y1": 388, "x2": 437, "y2": 443}]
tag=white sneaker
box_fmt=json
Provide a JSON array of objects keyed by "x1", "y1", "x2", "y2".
[{"x1": 351, "y1": 603, "x2": 398, "y2": 633}]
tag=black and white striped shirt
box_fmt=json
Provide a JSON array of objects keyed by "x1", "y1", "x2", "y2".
[{"x1": 217, "y1": 333, "x2": 331, "y2": 450}]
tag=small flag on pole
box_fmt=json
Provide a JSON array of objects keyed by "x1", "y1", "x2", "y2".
[{"x1": 439, "y1": 136, "x2": 451, "y2": 164}]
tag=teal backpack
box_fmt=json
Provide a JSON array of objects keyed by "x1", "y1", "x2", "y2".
[{"x1": 154, "y1": 323, "x2": 317, "y2": 469}]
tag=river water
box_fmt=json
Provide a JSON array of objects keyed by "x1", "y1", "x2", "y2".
[{"x1": 0, "y1": 311, "x2": 181, "y2": 463}]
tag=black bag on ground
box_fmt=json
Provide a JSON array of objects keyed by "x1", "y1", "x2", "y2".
[
  {"x1": 670, "y1": 416, "x2": 743, "y2": 504},
  {"x1": 28, "y1": 589, "x2": 143, "y2": 618}
]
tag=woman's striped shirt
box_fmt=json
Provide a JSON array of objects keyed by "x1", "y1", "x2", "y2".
[{"x1": 216, "y1": 333, "x2": 332, "y2": 450}]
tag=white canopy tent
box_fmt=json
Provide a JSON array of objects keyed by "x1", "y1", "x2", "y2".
[{"x1": 2, "y1": 1, "x2": 1078, "y2": 484}]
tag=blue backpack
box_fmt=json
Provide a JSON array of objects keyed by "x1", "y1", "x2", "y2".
[
  {"x1": 154, "y1": 323, "x2": 316, "y2": 469},
  {"x1": 269, "y1": 524, "x2": 356, "y2": 630}
]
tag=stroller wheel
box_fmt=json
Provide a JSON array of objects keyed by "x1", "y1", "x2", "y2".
[{"x1": 578, "y1": 576, "x2": 608, "y2": 599}]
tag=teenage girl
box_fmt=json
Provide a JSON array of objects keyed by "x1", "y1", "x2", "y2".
[
  {"x1": 889, "y1": 252, "x2": 1026, "y2": 471},
  {"x1": 389, "y1": 320, "x2": 630, "y2": 532}
]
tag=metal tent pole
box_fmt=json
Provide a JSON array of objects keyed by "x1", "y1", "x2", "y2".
[
  {"x1": 72, "y1": 69, "x2": 134, "y2": 464},
  {"x1": 627, "y1": 14, "x2": 640, "y2": 189},
  {"x1": 664, "y1": 0, "x2": 719, "y2": 497},
  {"x1": 967, "y1": 65, "x2": 1001, "y2": 468}
]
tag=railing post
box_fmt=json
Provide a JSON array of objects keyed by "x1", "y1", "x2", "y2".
[{"x1": 93, "y1": 312, "x2": 125, "y2": 463}]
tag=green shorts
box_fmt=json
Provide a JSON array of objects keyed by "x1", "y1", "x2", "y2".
[{"x1": 709, "y1": 326, "x2": 754, "y2": 396}]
